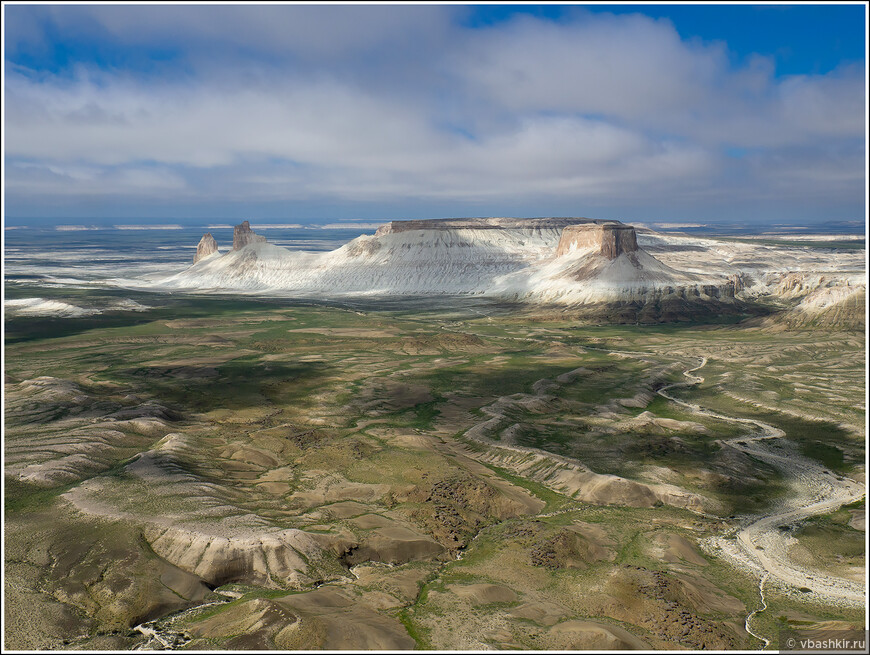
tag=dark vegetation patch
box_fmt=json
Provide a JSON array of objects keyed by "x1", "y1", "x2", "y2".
[
  {"x1": 623, "y1": 432, "x2": 714, "y2": 462},
  {"x1": 672, "y1": 389, "x2": 859, "y2": 472},
  {"x1": 564, "y1": 298, "x2": 769, "y2": 326},
  {"x1": 423, "y1": 360, "x2": 571, "y2": 398},
  {"x1": 793, "y1": 512, "x2": 866, "y2": 559},
  {"x1": 405, "y1": 474, "x2": 508, "y2": 552},
  {"x1": 529, "y1": 529, "x2": 599, "y2": 570},
  {"x1": 3, "y1": 477, "x2": 74, "y2": 512},
  {"x1": 799, "y1": 441, "x2": 846, "y2": 472},
  {"x1": 3, "y1": 289, "x2": 297, "y2": 345},
  {"x1": 397, "y1": 332, "x2": 486, "y2": 353},
  {"x1": 114, "y1": 358, "x2": 329, "y2": 414},
  {"x1": 412, "y1": 401, "x2": 441, "y2": 431},
  {"x1": 713, "y1": 465, "x2": 787, "y2": 515}
]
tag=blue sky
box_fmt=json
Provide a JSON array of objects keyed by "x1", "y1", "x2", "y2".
[{"x1": 3, "y1": 3, "x2": 867, "y2": 226}]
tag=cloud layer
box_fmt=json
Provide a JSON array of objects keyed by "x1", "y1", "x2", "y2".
[{"x1": 4, "y1": 5, "x2": 866, "y2": 223}]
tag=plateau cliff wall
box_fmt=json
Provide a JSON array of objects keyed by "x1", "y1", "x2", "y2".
[{"x1": 556, "y1": 224, "x2": 638, "y2": 260}]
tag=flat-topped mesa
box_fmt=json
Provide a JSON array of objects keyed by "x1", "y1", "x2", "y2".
[
  {"x1": 232, "y1": 220, "x2": 267, "y2": 251},
  {"x1": 375, "y1": 216, "x2": 617, "y2": 236},
  {"x1": 194, "y1": 233, "x2": 219, "y2": 263},
  {"x1": 556, "y1": 223, "x2": 638, "y2": 260}
]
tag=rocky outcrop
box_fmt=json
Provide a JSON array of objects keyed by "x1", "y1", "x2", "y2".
[
  {"x1": 144, "y1": 526, "x2": 323, "y2": 589},
  {"x1": 232, "y1": 221, "x2": 267, "y2": 251},
  {"x1": 338, "y1": 527, "x2": 446, "y2": 566},
  {"x1": 194, "y1": 233, "x2": 219, "y2": 263},
  {"x1": 756, "y1": 286, "x2": 865, "y2": 331},
  {"x1": 556, "y1": 224, "x2": 638, "y2": 259},
  {"x1": 375, "y1": 216, "x2": 616, "y2": 236},
  {"x1": 469, "y1": 443, "x2": 709, "y2": 512}
]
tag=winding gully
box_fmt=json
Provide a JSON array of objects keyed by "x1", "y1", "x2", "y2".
[
  {"x1": 444, "y1": 327, "x2": 865, "y2": 643},
  {"x1": 657, "y1": 356, "x2": 865, "y2": 643},
  {"x1": 441, "y1": 324, "x2": 865, "y2": 637}
]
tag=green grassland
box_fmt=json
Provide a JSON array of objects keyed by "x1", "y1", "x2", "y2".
[{"x1": 3, "y1": 286, "x2": 865, "y2": 650}]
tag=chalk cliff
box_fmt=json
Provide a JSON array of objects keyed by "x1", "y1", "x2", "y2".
[
  {"x1": 555, "y1": 224, "x2": 638, "y2": 259},
  {"x1": 171, "y1": 217, "x2": 718, "y2": 301},
  {"x1": 159, "y1": 216, "x2": 861, "y2": 322}
]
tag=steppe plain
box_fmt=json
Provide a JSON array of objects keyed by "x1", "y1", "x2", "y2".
[{"x1": 4, "y1": 233, "x2": 867, "y2": 651}]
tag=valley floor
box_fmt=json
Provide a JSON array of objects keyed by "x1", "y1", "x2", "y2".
[{"x1": 3, "y1": 288, "x2": 866, "y2": 651}]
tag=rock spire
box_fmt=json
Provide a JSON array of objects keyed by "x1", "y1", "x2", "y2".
[
  {"x1": 233, "y1": 221, "x2": 267, "y2": 251},
  {"x1": 194, "y1": 233, "x2": 219, "y2": 263}
]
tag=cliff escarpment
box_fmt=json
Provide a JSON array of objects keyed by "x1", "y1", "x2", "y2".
[
  {"x1": 161, "y1": 217, "x2": 862, "y2": 324},
  {"x1": 556, "y1": 224, "x2": 639, "y2": 260},
  {"x1": 174, "y1": 217, "x2": 726, "y2": 305}
]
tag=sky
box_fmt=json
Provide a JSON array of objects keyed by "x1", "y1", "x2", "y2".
[{"x1": 3, "y1": 2, "x2": 867, "y2": 226}]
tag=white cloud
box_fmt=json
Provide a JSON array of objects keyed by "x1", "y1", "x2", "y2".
[
  {"x1": 3, "y1": 7, "x2": 864, "y2": 222},
  {"x1": 453, "y1": 11, "x2": 865, "y2": 148},
  {"x1": 5, "y1": 158, "x2": 189, "y2": 197},
  {"x1": 775, "y1": 65, "x2": 866, "y2": 138},
  {"x1": 454, "y1": 11, "x2": 726, "y2": 122},
  {"x1": 49, "y1": 4, "x2": 454, "y2": 60}
]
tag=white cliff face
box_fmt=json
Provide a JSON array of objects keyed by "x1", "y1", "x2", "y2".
[
  {"x1": 491, "y1": 246, "x2": 728, "y2": 305},
  {"x1": 154, "y1": 220, "x2": 865, "y2": 311},
  {"x1": 161, "y1": 224, "x2": 575, "y2": 295},
  {"x1": 636, "y1": 232, "x2": 866, "y2": 306}
]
